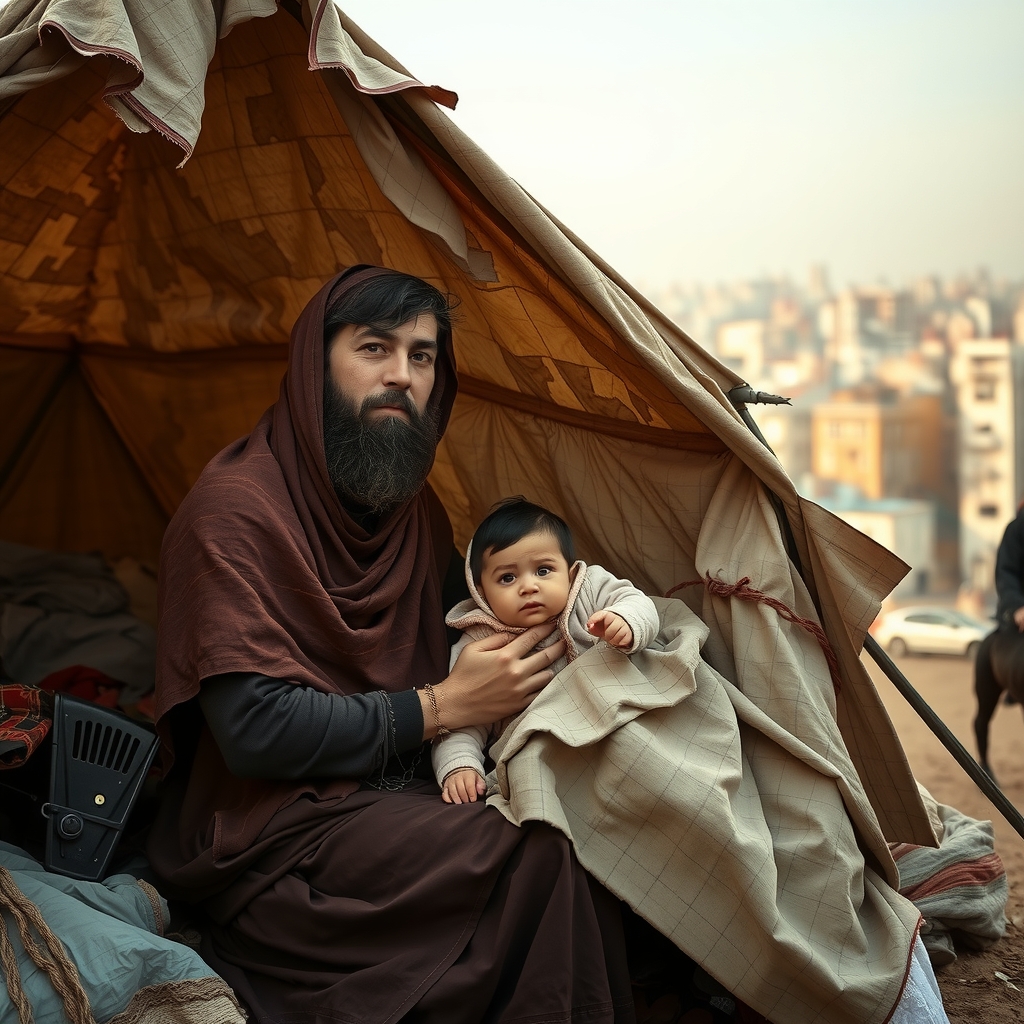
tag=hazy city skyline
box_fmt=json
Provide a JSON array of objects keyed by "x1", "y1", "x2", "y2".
[{"x1": 340, "y1": 0, "x2": 1024, "y2": 293}]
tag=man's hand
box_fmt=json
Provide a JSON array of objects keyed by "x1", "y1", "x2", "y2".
[
  {"x1": 442, "y1": 768, "x2": 486, "y2": 804},
  {"x1": 422, "y1": 625, "x2": 565, "y2": 739},
  {"x1": 1014, "y1": 607, "x2": 1024, "y2": 632},
  {"x1": 586, "y1": 609, "x2": 634, "y2": 650}
]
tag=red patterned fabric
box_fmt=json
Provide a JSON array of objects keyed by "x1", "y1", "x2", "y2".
[
  {"x1": 0, "y1": 683, "x2": 53, "y2": 768},
  {"x1": 38, "y1": 665, "x2": 122, "y2": 708}
]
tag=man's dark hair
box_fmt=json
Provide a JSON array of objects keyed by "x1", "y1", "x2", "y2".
[
  {"x1": 469, "y1": 497, "x2": 576, "y2": 583},
  {"x1": 324, "y1": 269, "x2": 456, "y2": 347}
]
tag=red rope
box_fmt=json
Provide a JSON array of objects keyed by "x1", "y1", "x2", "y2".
[{"x1": 666, "y1": 574, "x2": 842, "y2": 695}]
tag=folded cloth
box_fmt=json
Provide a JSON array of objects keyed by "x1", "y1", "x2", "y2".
[
  {"x1": 0, "y1": 681, "x2": 53, "y2": 768},
  {"x1": 890, "y1": 785, "x2": 1008, "y2": 967},
  {"x1": 38, "y1": 664, "x2": 122, "y2": 708}
]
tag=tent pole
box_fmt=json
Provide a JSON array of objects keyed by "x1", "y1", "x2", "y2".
[
  {"x1": 863, "y1": 634, "x2": 1024, "y2": 840},
  {"x1": 727, "y1": 390, "x2": 804, "y2": 571},
  {"x1": 728, "y1": 385, "x2": 1024, "y2": 842}
]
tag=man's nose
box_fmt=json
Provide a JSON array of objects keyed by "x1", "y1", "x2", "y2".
[{"x1": 382, "y1": 353, "x2": 412, "y2": 390}]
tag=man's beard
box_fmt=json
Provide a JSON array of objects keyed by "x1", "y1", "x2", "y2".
[{"x1": 323, "y1": 380, "x2": 439, "y2": 516}]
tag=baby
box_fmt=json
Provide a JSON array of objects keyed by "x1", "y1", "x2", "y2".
[{"x1": 435, "y1": 497, "x2": 660, "y2": 804}]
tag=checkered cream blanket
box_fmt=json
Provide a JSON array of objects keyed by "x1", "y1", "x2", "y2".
[{"x1": 488, "y1": 596, "x2": 922, "y2": 1024}]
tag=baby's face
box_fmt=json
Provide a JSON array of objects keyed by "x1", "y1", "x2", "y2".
[{"x1": 478, "y1": 530, "x2": 572, "y2": 629}]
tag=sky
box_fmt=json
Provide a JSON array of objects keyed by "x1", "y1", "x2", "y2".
[{"x1": 338, "y1": 0, "x2": 1024, "y2": 294}]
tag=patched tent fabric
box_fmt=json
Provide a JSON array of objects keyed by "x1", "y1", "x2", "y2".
[{"x1": 0, "y1": 1, "x2": 939, "y2": 1018}]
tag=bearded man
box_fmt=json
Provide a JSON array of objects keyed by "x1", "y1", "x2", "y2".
[{"x1": 147, "y1": 266, "x2": 636, "y2": 1024}]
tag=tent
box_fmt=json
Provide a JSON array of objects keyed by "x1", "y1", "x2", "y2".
[
  {"x1": 0, "y1": 0, "x2": 941, "y2": 1016},
  {"x1": 0, "y1": 0, "x2": 935, "y2": 838}
]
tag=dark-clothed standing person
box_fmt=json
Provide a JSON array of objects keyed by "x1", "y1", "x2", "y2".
[
  {"x1": 995, "y1": 504, "x2": 1024, "y2": 633},
  {"x1": 974, "y1": 503, "x2": 1024, "y2": 775},
  {"x1": 147, "y1": 266, "x2": 635, "y2": 1024}
]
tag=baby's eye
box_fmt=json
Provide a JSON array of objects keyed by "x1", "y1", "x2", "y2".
[
  {"x1": 536, "y1": 566, "x2": 553, "y2": 577},
  {"x1": 498, "y1": 573, "x2": 516, "y2": 585}
]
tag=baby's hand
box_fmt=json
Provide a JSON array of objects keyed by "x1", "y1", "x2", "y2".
[
  {"x1": 586, "y1": 610, "x2": 634, "y2": 650},
  {"x1": 442, "y1": 768, "x2": 486, "y2": 804}
]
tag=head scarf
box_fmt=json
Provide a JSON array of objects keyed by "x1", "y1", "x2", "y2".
[{"x1": 154, "y1": 267, "x2": 458, "y2": 796}]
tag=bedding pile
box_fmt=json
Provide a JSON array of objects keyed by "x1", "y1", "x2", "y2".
[
  {"x1": 890, "y1": 787, "x2": 1008, "y2": 966},
  {"x1": 0, "y1": 541, "x2": 155, "y2": 708}
]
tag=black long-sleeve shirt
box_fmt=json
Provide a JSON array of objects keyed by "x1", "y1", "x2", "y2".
[
  {"x1": 200, "y1": 674, "x2": 424, "y2": 779},
  {"x1": 996, "y1": 509, "x2": 1024, "y2": 631},
  {"x1": 197, "y1": 545, "x2": 469, "y2": 782}
]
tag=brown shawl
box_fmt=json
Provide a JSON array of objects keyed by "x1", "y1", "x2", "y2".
[{"x1": 154, "y1": 266, "x2": 457, "y2": 857}]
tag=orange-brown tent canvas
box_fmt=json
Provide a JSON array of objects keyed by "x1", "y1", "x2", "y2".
[
  {"x1": 0, "y1": 0, "x2": 931, "y2": 839},
  {"x1": 0, "y1": 5, "x2": 941, "y2": 1018}
]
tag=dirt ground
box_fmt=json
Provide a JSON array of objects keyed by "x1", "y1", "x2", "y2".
[{"x1": 864, "y1": 651, "x2": 1024, "y2": 1023}]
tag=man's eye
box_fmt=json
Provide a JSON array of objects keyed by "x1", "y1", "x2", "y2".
[
  {"x1": 411, "y1": 352, "x2": 434, "y2": 364},
  {"x1": 363, "y1": 343, "x2": 383, "y2": 353}
]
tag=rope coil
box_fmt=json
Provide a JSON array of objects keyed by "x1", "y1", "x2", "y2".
[{"x1": 0, "y1": 866, "x2": 95, "y2": 1024}]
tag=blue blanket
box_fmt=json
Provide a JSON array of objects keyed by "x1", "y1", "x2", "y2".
[{"x1": 0, "y1": 843, "x2": 243, "y2": 1024}]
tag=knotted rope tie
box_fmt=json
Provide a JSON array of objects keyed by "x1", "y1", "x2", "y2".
[
  {"x1": 666, "y1": 574, "x2": 842, "y2": 696},
  {"x1": 0, "y1": 866, "x2": 95, "y2": 1024}
]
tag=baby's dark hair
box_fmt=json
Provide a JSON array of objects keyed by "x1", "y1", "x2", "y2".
[{"x1": 470, "y1": 497, "x2": 575, "y2": 583}]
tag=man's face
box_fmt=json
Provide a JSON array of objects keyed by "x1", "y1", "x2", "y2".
[
  {"x1": 322, "y1": 313, "x2": 441, "y2": 516},
  {"x1": 478, "y1": 531, "x2": 573, "y2": 629},
  {"x1": 327, "y1": 313, "x2": 438, "y2": 421}
]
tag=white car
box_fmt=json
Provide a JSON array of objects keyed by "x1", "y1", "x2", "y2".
[{"x1": 872, "y1": 606, "x2": 993, "y2": 658}]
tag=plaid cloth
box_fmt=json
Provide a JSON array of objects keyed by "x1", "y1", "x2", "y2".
[
  {"x1": 0, "y1": 663, "x2": 130, "y2": 768},
  {"x1": 0, "y1": 681, "x2": 53, "y2": 769}
]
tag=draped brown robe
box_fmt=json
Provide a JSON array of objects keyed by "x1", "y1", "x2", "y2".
[{"x1": 147, "y1": 267, "x2": 634, "y2": 1024}]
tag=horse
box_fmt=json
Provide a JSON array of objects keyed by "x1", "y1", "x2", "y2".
[{"x1": 973, "y1": 627, "x2": 1024, "y2": 781}]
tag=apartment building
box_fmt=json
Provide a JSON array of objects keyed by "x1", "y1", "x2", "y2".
[
  {"x1": 824, "y1": 287, "x2": 916, "y2": 387},
  {"x1": 811, "y1": 390, "x2": 947, "y2": 501},
  {"x1": 950, "y1": 338, "x2": 1024, "y2": 599}
]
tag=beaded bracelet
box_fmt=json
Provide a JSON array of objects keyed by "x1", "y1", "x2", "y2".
[{"x1": 423, "y1": 682, "x2": 450, "y2": 738}]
